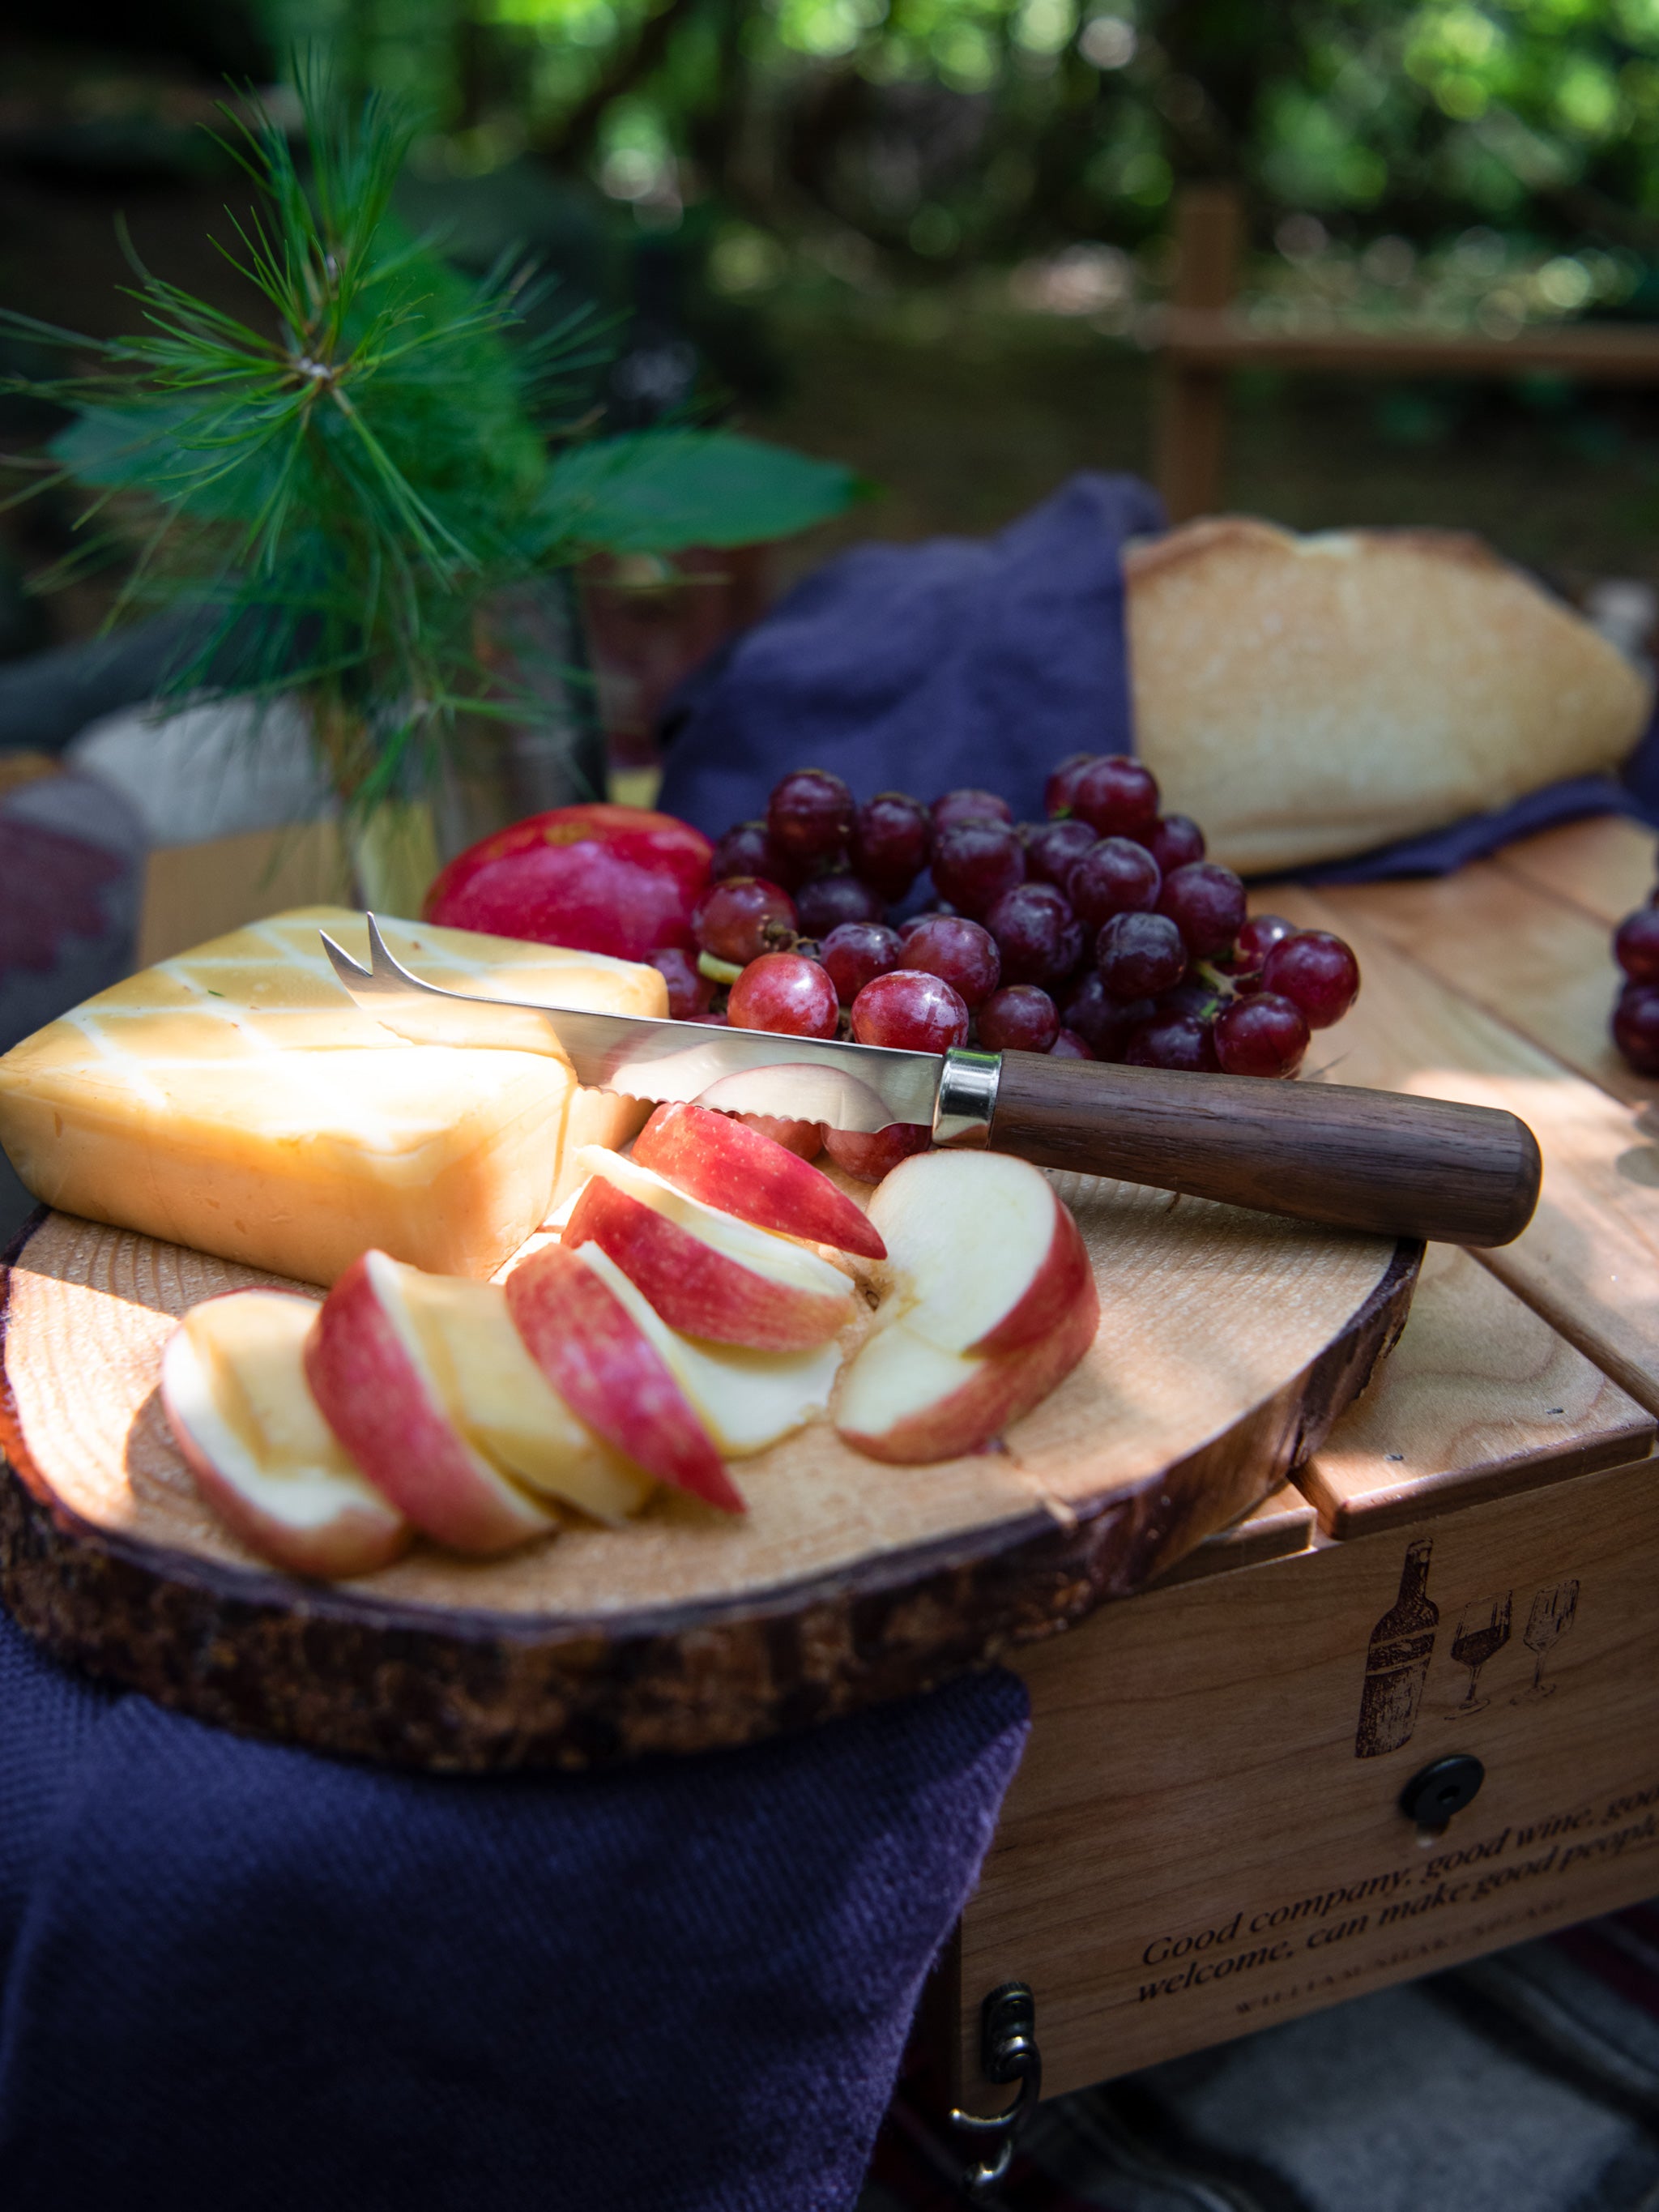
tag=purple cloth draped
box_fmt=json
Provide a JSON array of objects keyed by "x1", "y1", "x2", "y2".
[{"x1": 0, "y1": 1598, "x2": 1028, "y2": 2212}]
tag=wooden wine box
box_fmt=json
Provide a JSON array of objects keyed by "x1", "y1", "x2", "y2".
[{"x1": 944, "y1": 814, "x2": 1659, "y2": 2112}]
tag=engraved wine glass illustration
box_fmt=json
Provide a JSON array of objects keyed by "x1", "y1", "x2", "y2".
[
  {"x1": 1448, "y1": 1592, "x2": 1512, "y2": 1715},
  {"x1": 1513, "y1": 1580, "x2": 1579, "y2": 1701}
]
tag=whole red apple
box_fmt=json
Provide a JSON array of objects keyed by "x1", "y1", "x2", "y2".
[{"x1": 423, "y1": 803, "x2": 714, "y2": 961}]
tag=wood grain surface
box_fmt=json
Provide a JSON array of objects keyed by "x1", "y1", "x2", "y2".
[
  {"x1": 1301, "y1": 1242, "x2": 1653, "y2": 1537},
  {"x1": 1156, "y1": 1483, "x2": 1316, "y2": 1586},
  {"x1": 1488, "y1": 813, "x2": 1656, "y2": 929},
  {"x1": 1271, "y1": 886, "x2": 1659, "y2": 1417},
  {"x1": 957, "y1": 1448, "x2": 1659, "y2": 2100},
  {"x1": 0, "y1": 1191, "x2": 1414, "y2": 1769},
  {"x1": 1311, "y1": 864, "x2": 1651, "y2": 1109}
]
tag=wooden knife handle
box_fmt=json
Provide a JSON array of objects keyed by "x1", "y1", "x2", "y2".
[{"x1": 983, "y1": 1053, "x2": 1541, "y2": 1247}]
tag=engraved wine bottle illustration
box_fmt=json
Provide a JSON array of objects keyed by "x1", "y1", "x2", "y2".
[
  {"x1": 1512, "y1": 1580, "x2": 1579, "y2": 1702},
  {"x1": 1448, "y1": 1592, "x2": 1512, "y2": 1715},
  {"x1": 1355, "y1": 1538, "x2": 1438, "y2": 1757}
]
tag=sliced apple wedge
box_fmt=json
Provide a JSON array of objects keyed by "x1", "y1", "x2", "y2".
[
  {"x1": 393, "y1": 1271, "x2": 653, "y2": 1526},
  {"x1": 306, "y1": 1251, "x2": 561, "y2": 1555},
  {"x1": 833, "y1": 1151, "x2": 1099, "y2": 1464},
  {"x1": 161, "y1": 1291, "x2": 411, "y2": 1579},
  {"x1": 562, "y1": 1145, "x2": 858, "y2": 1352},
  {"x1": 575, "y1": 1243, "x2": 840, "y2": 1457},
  {"x1": 632, "y1": 1102, "x2": 884, "y2": 1258},
  {"x1": 505, "y1": 1241, "x2": 745, "y2": 1513},
  {"x1": 834, "y1": 1291, "x2": 1098, "y2": 1465},
  {"x1": 867, "y1": 1149, "x2": 1092, "y2": 1356}
]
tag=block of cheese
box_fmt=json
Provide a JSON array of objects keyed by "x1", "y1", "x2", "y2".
[{"x1": 0, "y1": 907, "x2": 664, "y2": 1285}]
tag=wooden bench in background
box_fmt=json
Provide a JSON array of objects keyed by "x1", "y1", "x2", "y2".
[{"x1": 1154, "y1": 185, "x2": 1659, "y2": 521}]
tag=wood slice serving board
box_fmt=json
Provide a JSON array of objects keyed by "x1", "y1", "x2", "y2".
[{"x1": 0, "y1": 1181, "x2": 1418, "y2": 1770}]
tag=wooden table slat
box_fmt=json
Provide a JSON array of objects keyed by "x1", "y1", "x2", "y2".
[
  {"x1": 1270, "y1": 886, "x2": 1659, "y2": 1421},
  {"x1": 1308, "y1": 862, "x2": 1653, "y2": 1111},
  {"x1": 1301, "y1": 1242, "x2": 1653, "y2": 1538},
  {"x1": 1486, "y1": 813, "x2": 1656, "y2": 930}
]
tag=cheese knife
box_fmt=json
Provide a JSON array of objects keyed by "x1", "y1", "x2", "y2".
[{"x1": 322, "y1": 916, "x2": 1541, "y2": 1248}]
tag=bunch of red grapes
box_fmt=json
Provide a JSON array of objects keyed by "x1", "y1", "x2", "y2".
[
  {"x1": 651, "y1": 757, "x2": 1360, "y2": 1133},
  {"x1": 1611, "y1": 886, "x2": 1659, "y2": 1073}
]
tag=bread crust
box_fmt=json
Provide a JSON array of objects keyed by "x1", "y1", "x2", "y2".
[{"x1": 1124, "y1": 518, "x2": 1651, "y2": 873}]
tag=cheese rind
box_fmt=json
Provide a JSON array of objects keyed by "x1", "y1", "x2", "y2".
[{"x1": 0, "y1": 907, "x2": 665, "y2": 1284}]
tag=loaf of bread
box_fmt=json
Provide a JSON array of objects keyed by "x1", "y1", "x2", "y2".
[{"x1": 1124, "y1": 519, "x2": 1651, "y2": 873}]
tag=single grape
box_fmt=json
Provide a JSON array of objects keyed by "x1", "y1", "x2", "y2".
[
  {"x1": 978, "y1": 984, "x2": 1060, "y2": 1053},
  {"x1": 1157, "y1": 861, "x2": 1247, "y2": 959},
  {"x1": 1260, "y1": 930, "x2": 1360, "y2": 1029},
  {"x1": 1026, "y1": 818, "x2": 1097, "y2": 889},
  {"x1": 851, "y1": 792, "x2": 930, "y2": 900},
  {"x1": 820, "y1": 920, "x2": 902, "y2": 1006},
  {"x1": 647, "y1": 946, "x2": 714, "y2": 1020},
  {"x1": 1048, "y1": 1027, "x2": 1097, "y2": 1059},
  {"x1": 851, "y1": 969, "x2": 972, "y2": 1053},
  {"x1": 1073, "y1": 754, "x2": 1160, "y2": 840},
  {"x1": 1068, "y1": 836, "x2": 1162, "y2": 931},
  {"x1": 900, "y1": 914, "x2": 1001, "y2": 1007},
  {"x1": 766, "y1": 768, "x2": 854, "y2": 869},
  {"x1": 1230, "y1": 912, "x2": 1299, "y2": 980},
  {"x1": 727, "y1": 952, "x2": 839, "y2": 1039},
  {"x1": 1614, "y1": 981, "x2": 1659, "y2": 1074},
  {"x1": 1062, "y1": 971, "x2": 1154, "y2": 1059},
  {"x1": 1146, "y1": 814, "x2": 1205, "y2": 873},
  {"x1": 984, "y1": 881, "x2": 1076, "y2": 984},
  {"x1": 930, "y1": 818, "x2": 1026, "y2": 917},
  {"x1": 1214, "y1": 992, "x2": 1310, "y2": 1078},
  {"x1": 820, "y1": 1122, "x2": 932, "y2": 1183},
  {"x1": 1044, "y1": 753, "x2": 1098, "y2": 818},
  {"x1": 711, "y1": 820, "x2": 792, "y2": 886},
  {"x1": 1096, "y1": 911, "x2": 1187, "y2": 1001},
  {"x1": 1125, "y1": 1011, "x2": 1220, "y2": 1073},
  {"x1": 795, "y1": 872, "x2": 885, "y2": 937},
  {"x1": 1055, "y1": 911, "x2": 1086, "y2": 979},
  {"x1": 1614, "y1": 907, "x2": 1659, "y2": 985},
  {"x1": 932, "y1": 788, "x2": 1013, "y2": 835},
  {"x1": 692, "y1": 876, "x2": 798, "y2": 963}
]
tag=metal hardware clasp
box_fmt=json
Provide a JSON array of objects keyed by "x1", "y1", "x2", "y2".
[
  {"x1": 933, "y1": 1049, "x2": 1000, "y2": 1149},
  {"x1": 949, "y1": 1979, "x2": 1042, "y2": 2193}
]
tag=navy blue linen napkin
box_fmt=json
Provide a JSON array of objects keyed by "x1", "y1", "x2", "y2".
[
  {"x1": 658, "y1": 472, "x2": 1655, "y2": 880},
  {"x1": 659, "y1": 472, "x2": 1165, "y2": 838},
  {"x1": 0, "y1": 1599, "x2": 1028, "y2": 2211}
]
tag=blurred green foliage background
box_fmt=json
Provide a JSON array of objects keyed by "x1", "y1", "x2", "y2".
[{"x1": 7, "y1": 0, "x2": 1659, "y2": 633}]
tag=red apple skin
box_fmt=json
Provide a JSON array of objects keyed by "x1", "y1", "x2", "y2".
[
  {"x1": 305, "y1": 1254, "x2": 557, "y2": 1555},
  {"x1": 505, "y1": 1244, "x2": 744, "y2": 1513},
  {"x1": 736, "y1": 1113, "x2": 823, "y2": 1160},
  {"x1": 562, "y1": 1174, "x2": 855, "y2": 1352},
  {"x1": 422, "y1": 803, "x2": 714, "y2": 961},
  {"x1": 161, "y1": 1322, "x2": 412, "y2": 1582},
  {"x1": 970, "y1": 1194, "x2": 1093, "y2": 1359},
  {"x1": 838, "y1": 1273, "x2": 1100, "y2": 1466},
  {"x1": 819, "y1": 1124, "x2": 932, "y2": 1185},
  {"x1": 633, "y1": 1101, "x2": 883, "y2": 1258}
]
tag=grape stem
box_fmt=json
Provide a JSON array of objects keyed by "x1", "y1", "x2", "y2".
[{"x1": 697, "y1": 951, "x2": 745, "y2": 985}]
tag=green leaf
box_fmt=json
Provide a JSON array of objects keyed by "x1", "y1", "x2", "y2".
[{"x1": 539, "y1": 430, "x2": 868, "y2": 553}]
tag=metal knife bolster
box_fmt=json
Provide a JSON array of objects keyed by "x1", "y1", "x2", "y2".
[
  {"x1": 935, "y1": 1050, "x2": 1000, "y2": 1147},
  {"x1": 320, "y1": 915, "x2": 1004, "y2": 1142}
]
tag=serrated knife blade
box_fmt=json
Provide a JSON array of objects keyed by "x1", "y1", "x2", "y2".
[
  {"x1": 320, "y1": 916, "x2": 950, "y2": 1134},
  {"x1": 318, "y1": 916, "x2": 1548, "y2": 1249}
]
